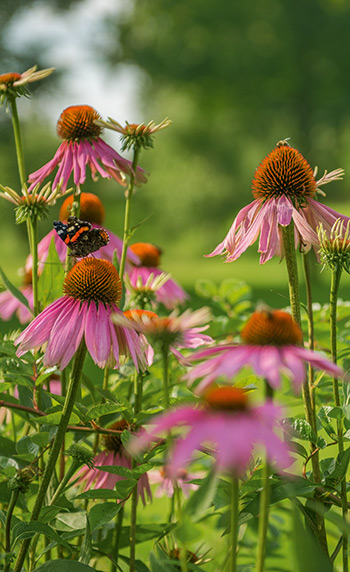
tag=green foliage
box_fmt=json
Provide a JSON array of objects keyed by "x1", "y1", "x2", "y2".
[{"x1": 37, "y1": 237, "x2": 65, "y2": 309}]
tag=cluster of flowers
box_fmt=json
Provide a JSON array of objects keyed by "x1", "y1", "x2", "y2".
[{"x1": 1, "y1": 66, "x2": 349, "y2": 567}]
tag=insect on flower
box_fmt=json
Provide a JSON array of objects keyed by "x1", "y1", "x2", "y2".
[{"x1": 53, "y1": 215, "x2": 109, "y2": 258}]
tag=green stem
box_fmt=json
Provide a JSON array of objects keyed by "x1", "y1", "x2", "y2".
[
  {"x1": 119, "y1": 148, "x2": 140, "y2": 284},
  {"x1": 9, "y1": 97, "x2": 26, "y2": 189},
  {"x1": 281, "y1": 222, "x2": 301, "y2": 326},
  {"x1": 302, "y1": 252, "x2": 316, "y2": 421},
  {"x1": 161, "y1": 344, "x2": 170, "y2": 409},
  {"x1": 13, "y1": 341, "x2": 87, "y2": 572},
  {"x1": 282, "y1": 224, "x2": 329, "y2": 555},
  {"x1": 256, "y1": 461, "x2": 270, "y2": 572},
  {"x1": 3, "y1": 488, "x2": 19, "y2": 572},
  {"x1": 330, "y1": 264, "x2": 348, "y2": 572},
  {"x1": 111, "y1": 506, "x2": 124, "y2": 572},
  {"x1": 49, "y1": 459, "x2": 80, "y2": 506},
  {"x1": 229, "y1": 477, "x2": 239, "y2": 572},
  {"x1": 129, "y1": 372, "x2": 143, "y2": 572},
  {"x1": 27, "y1": 215, "x2": 40, "y2": 316},
  {"x1": 175, "y1": 486, "x2": 189, "y2": 572}
]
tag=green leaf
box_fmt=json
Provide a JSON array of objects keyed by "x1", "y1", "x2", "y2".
[
  {"x1": 16, "y1": 436, "x2": 40, "y2": 458},
  {"x1": 173, "y1": 518, "x2": 202, "y2": 543},
  {"x1": 97, "y1": 463, "x2": 152, "y2": 480},
  {"x1": 33, "y1": 560, "x2": 104, "y2": 572},
  {"x1": 282, "y1": 417, "x2": 327, "y2": 448},
  {"x1": 194, "y1": 278, "x2": 218, "y2": 299},
  {"x1": 86, "y1": 402, "x2": 127, "y2": 420},
  {"x1": 37, "y1": 237, "x2": 65, "y2": 309},
  {"x1": 54, "y1": 512, "x2": 87, "y2": 532},
  {"x1": 291, "y1": 506, "x2": 333, "y2": 572},
  {"x1": 31, "y1": 432, "x2": 51, "y2": 448},
  {"x1": 0, "y1": 456, "x2": 19, "y2": 476},
  {"x1": 89, "y1": 502, "x2": 121, "y2": 532},
  {"x1": 76, "y1": 490, "x2": 122, "y2": 500},
  {"x1": 324, "y1": 448, "x2": 350, "y2": 487},
  {"x1": 0, "y1": 266, "x2": 32, "y2": 313},
  {"x1": 317, "y1": 407, "x2": 337, "y2": 440},
  {"x1": 13, "y1": 521, "x2": 72, "y2": 552},
  {"x1": 79, "y1": 515, "x2": 92, "y2": 565},
  {"x1": 35, "y1": 411, "x2": 80, "y2": 425},
  {"x1": 183, "y1": 468, "x2": 218, "y2": 520}
]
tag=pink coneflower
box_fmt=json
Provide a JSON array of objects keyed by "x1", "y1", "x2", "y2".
[
  {"x1": 25, "y1": 192, "x2": 140, "y2": 273},
  {"x1": 149, "y1": 466, "x2": 202, "y2": 498},
  {"x1": 121, "y1": 308, "x2": 213, "y2": 366},
  {"x1": 185, "y1": 309, "x2": 343, "y2": 394},
  {"x1": 76, "y1": 419, "x2": 152, "y2": 506},
  {"x1": 27, "y1": 105, "x2": 147, "y2": 193},
  {"x1": 127, "y1": 243, "x2": 188, "y2": 309},
  {"x1": 15, "y1": 258, "x2": 146, "y2": 370},
  {"x1": 129, "y1": 387, "x2": 291, "y2": 476},
  {"x1": 208, "y1": 142, "x2": 349, "y2": 264},
  {"x1": 0, "y1": 270, "x2": 33, "y2": 324}
]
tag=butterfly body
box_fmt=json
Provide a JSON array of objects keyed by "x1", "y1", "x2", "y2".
[{"x1": 53, "y1": 216, "x2": 109, "y2": 258}]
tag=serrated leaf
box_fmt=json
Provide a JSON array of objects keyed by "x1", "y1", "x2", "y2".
[
  {"x1": 89, "y1": 502, "x2": 121, "y2": 532},
  {"x1": 0, "y1": 266, "x2": 32, "y2": 313},
  {"x1": 86, "y1": 402, "x2": 127, "y2": 420},
  {"x1": 282, "y1": 417, "x2": 327, "y2": 448}
]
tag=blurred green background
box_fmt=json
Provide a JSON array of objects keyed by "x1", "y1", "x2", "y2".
[{"x1": 1, "y1": 0, "x2": 350, "y2": 306}]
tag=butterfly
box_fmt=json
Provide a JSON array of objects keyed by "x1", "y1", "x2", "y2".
[{"x1": 53, "y1": 215, "x2": 109, "y2": 258}]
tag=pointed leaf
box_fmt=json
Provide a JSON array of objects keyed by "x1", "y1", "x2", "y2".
[{"x1": 0, "y1": 266, "x2": 32, "y2": 312}]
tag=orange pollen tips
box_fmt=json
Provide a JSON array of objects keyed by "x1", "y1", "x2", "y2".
[
  {"x1": 124, "y1": 309, "x2": 158, "y2": 323},
  {"x1": 204, "y1": 386, "x2": 249, "y2": 411},
  {"x1": 103, "y1": 419, "x2": 130, "y2": 453},
  {"x1": 59, "y1": 192, "x2": 105, "y2": 224},
  {"x1": 130, "y1": 242, "x2": 162, "y2": 267},
  {"x1": 56, "y1": 105, "x2": 103, "y2": 141},
  {"x1": 63, "y1": 259, "x2": 122, "y2": 305},
  {"x1": 0, "y1": 72, "x2": 22, "y2": 85},
  {"x1": 240, "y1": 309, "x2": 303, "y2": 346},
  {"x1": 251, "y1": 144, "x2": 316, "y2": 202}
]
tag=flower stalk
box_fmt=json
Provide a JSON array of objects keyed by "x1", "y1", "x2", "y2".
[
  {"x1": 229, "y1": 477, "x2": 239, "y2": 572},
  {"x1": 129, "y1": 371, "x2": 143, "y2": 572},
  {"x1": 4, "y1": 488, "x2": 20, "y2": 572},
  {"x1": 119, "y1": 148, "x2": 140, "y2": 284},
  {"x1": 330, "y1": 263, "x2": 348, "y2": 572},
  {"x1": 13, "y1": 340, "x2": 87, "y2": 572}
]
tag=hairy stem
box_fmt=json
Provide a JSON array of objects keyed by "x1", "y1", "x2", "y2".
[{"x1": 119, "y1": 148, "x2": 140, "y2": 284}]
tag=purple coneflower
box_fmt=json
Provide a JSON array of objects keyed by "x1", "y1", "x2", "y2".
[
  {"x1": 121, "y1": 308, "x2": 213, "y2": 366},
  {"x1": 27, "y1": 105, "x2": 147, "y2": 193},
  {"x1": 185, "y1": 309, "x2": 343, "y2": 394},
  {"x1": 127, "y1": 242, "x2": 188, "y2": 309},
  {"x1": 208, "y1": 142, "x2": 348, "y2": 264},
  {"x1": 76, "y1": 419, "x2": 152, "y2": 506},
  {"x1": 129, "y1": 387, "x2": 291, "y2": 476},
  {"x1": 15, "y1": 258, "x2": 146, "y2": 370}
]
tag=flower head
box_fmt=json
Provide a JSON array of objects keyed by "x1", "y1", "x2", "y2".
[
  {"x1": 97, "y1": 117, "x2": 172, "y2": 151},
  {"x1": 149, "y1": 466, "x2": 202, "y2": 498},
  {"x1": 0, "y1": 66, "x2": 54, "y2": 104},
  {"x1": 76, "y1": 419, "x2": 152, "y2": 505},
  {"x1": 185, "y1": 309, "x2": 343, "y2": 394},
  {"x1": 27, "y1": 105, "x2": 148, "y2": 193},
  {"x1": 130, "y1": 387, "x2": 291, "y2": 476},
  {"x1": 208, "y1": 141, "x2": 349, "y2": 264},
  {"x1": 0, "y1": 181, "x2": 70, "y2": 223},
  {"x1": 15, "y1": 258, "x2": 146, "y2": 370},
  {"x1": 127, "y1": 242, "x2": 188, "y2": 309},
  {"x1": 318, "y1": 219, "x2": 350, "y2": 273}
]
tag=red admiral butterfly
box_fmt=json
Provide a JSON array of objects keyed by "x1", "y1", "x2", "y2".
[{"x1": 53, "y1": 216, "x2": 109, "y2": 258}]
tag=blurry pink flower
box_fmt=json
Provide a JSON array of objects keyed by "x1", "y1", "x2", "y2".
[
  {"x1": 130, "y1": 387, "x2": 291, "y2": 476},
  {"x1": 208, "y1": 142, "x2": 348, "y2": 264},
  {"x1": 0, "y1": 281, "x2": 33, "y2": 324},
  {"x1": 149, "y1": 467, "x2": 202, "y2": 498},
  {"x1": 127, "y1": 243, "x2": 188, "y2": 309},
  {"x1": 186, "y1": 309, "x2": 343, "y2": 394},
  {"x1": 121, "y1": 308, "x2": 213, "y2": 366},
  {"x1": 27, "y1": 105, "x2": 147, "y2": 193},
  {"x1": 15, "y1": 259, "x2": 146, "y2": 371},
  {"x1": 76, "y1": 420, "x2": 152, "y2": 506}
]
